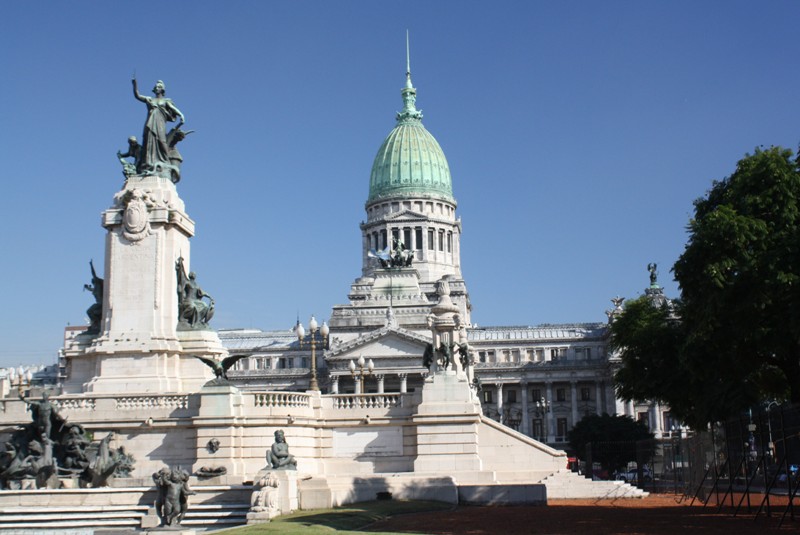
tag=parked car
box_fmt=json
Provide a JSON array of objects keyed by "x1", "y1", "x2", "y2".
[{"x1": 616, "y1": 468, "x2": 653, "y2": 483}]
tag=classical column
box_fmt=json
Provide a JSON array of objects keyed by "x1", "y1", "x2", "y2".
[
  {"x1": 545, "y1": 381, "x2": 554, "y2": 442},
  {"x1": 595, "y1": 381, "x2": 603, "y2": 416},
  {"x1": 354, "y1": 377, "x2": 361, "y2": 395},
  {"x1": 653, "y1": 402, "x2": 664, "y2": 438},
  {"x1": 571, "y1": 381, "x2": 579, "y2": 426},
  {"x1": 331, "y1": 376, "x2": 339, "y2": 394},
  {"x1": 376, "y1": 374, "x2": 385, "y2": 394},
  {"x1": 495, "y1": 383, "x2": 504, "y2": 425},
  {"x1": 398, "y1": 373, "x2": 408, "y2": 393},
  {"x1": 521, "y1": 381, "x2": 530, "y2": 436}
]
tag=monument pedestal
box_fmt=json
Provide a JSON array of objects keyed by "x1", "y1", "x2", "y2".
[
  {"x1": 62, "y1": 175, "x2": 222, "y2": 394},
  {"x1": 193, "y1": 384, "x2": 247, "y2": 477},
  {"x1": 412, "y1": 372, "x2": 483, "y2": 473}
]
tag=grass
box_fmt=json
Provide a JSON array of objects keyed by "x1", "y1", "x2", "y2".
[{"x1": 215, "y1": 500, "x2": 453, "y2": 534}]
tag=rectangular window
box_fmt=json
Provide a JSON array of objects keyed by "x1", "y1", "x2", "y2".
[
  {"x1": 637, "y1": 412, "x2": 650, "y2": 428},
  {"x1": 447, "y1": 232, "x2": 452, "y2": 253},
  {"x1": 580, "y1": 387, "x2": 591, "y2": 401},
  {"x1": 403, "y1": 228, "x2": 412, "y2": 248},
  {"x1": 428, "y1": 229, "x2": 434, "y2": 250},
  {"x1": 556, "y1": 388, "x2": 566, "y2": 402},
  {"x1": 531, "y1": 388, "x2": 542, "y2": 402},
  {"x1": 478, "y1": 351, "x2": 487, "y2": 363},
  {"x1": 507, "y1": 390, "x2": 517, "y2": 403},
  {"x1": 391, "y1": 228, "x2": 400, "y2": 243},
  {"x1": 415, "y1": 228, "x2": 423, "y2": 250},
  {"x1": 380, "y1": 230, "x2": 387, "y2": 249},
  {"x1": 286, "y1": 357, "x2": 294, "y2": 368},
  {"x1": 557, "y1": 418, "x2": 569, "y2": 440},
  {"x1": 532, "y1": 419, "x2": 544, "y2": 440},
  {"x1": 483, "y1": 390, "x2": 493, "y2": 404},
  {"x1": 277, "y1": 358, "x2": 286, "y2": 369},
  {"x1": 535, "y1": 348, "x2": 544, "y2": 361},
  {"x1": 438, "y1": 230, "x2": 444, "y2": 251}
]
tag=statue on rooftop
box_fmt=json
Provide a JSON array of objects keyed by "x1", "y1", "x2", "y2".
[
  {"x1": 131, "y1": 78, "x2": 188, "y2": 183},
  {"x1": 368, "y1": 238, "x2": 414, "y2": 269},
  {"x1": 176, "y1": 257, "x2": 215, "y2": 330},
  {"x1": 266, "y1": 430, "x2": 297, "y2": 470},
  {"x1": 647, "y1": 263, "x2": 658, "y2": 287}
]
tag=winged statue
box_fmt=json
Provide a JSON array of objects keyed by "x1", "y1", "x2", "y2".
[
  {"x1": 368, "y1": 246, "x2": 393, "y2": 268},
  {"x1": 193, "y1": 354, "x2": 248, "y2": 385}
]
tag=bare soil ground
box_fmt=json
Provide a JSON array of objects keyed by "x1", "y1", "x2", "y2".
[{"x1": 368, "y1": 494, "x2": 800, "y2": 534}]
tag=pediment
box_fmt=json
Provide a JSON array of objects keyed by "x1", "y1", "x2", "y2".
[
  {"x1": 328, "y1": 326, "x2": 430, "y2": 362},
  {"x1": 384, "y1": 209, "x2": 427, "y2": 221}
]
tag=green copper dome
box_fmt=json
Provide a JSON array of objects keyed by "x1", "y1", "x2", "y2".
[{"x1": 368, "y1": 73, "x2": 454, "y2": 204}]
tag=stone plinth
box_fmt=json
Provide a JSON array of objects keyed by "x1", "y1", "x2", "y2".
[
  {"x1": 412, "y1": 371, "x2": 483, "y2": 473},
  {"x1": 62, "y1": 175, "x2": 222, "y2": 394},
  {"x1": 193, "y1": 384, "x2": 247, "y2": 476}
]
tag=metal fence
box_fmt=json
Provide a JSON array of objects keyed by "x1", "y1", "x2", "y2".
[{"x1": 584, "y1": 403, "x2": 800, "y2": 526}]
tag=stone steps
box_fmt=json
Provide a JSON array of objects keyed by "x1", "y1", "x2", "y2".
[
  {"x1": 540, "y1": 470, "x2": 649, "y2": 499},
  {"x1": 0, "y1": 487, "x2": 252, "y2": 531}
]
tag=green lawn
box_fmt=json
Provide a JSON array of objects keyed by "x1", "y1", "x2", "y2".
[{"x1": 215, "y1": 500, "x2": 453, "y2": 535}]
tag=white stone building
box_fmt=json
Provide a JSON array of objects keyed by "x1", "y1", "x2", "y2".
[{"x1": 219, "y1": 66, "x2": 674, "y2": 449}]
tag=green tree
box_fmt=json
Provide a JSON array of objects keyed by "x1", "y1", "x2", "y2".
[
  {"x1": 612, "y1": 146, "x2": 800, "y2": 428},
  {"x1": 568, "y1": 414, "x2": 654, "y2": 474}
]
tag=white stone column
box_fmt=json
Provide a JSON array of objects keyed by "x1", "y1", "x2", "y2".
[
  {"x1": 571, "y1": 381, "x2": 579, "y2": 427},
  {"x1": 331, "y1": 376, "x2": 339, "y2": 394},
  {"x1": 354, "y1": 376, "x2": 361, "y2": 395},
  {"x1": 545, "y1": 382, "x2": 554, "y2": 442},
  {"x1": 399, "y1": 373, "x2": 408, "y2": 393},
  {"x1": 495, "y1": 383, "x2": 504, "y2": 424},
  {"x1": 595, "y1": 381, "x2": 603, "y2": 416},
  {"x1": 521, "y1": 381, "x2": 530, "y2": 436},
  {"x1": 653, "y1": 402, "x2": 663, "y2": 438},
  {"x1": 376, "y1": 374, "x2": 385, "y2": 394}
]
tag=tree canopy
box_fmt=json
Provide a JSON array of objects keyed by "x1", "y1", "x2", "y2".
[
  {"x1": 568, "y1": 414, "x2": 654, "y2": 473},
  {"x1": 612, "y1": 146, "x2": 800, "y2": 428}
]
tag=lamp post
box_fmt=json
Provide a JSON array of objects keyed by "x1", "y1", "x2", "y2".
[
  {"x1": 296, "y1": 315, "x2": 329, "y2": 392},
  {"x1": 349, "y1": 355, "x2": 374, "y2": 394},
  {"x1": 766, "y1": 401, "x2": 780, "y2": 462},
  {"x1": 10, "y1": 367, "x2": 33, "y2": 396},
  {"x1": 535, "y1": 396, "x2": 551, "y2": 415},
  {"x1": 535, "y1": 396, "x2": 551, "y2": 442}
]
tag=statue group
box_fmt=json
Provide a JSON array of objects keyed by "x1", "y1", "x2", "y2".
[
  {"x1": 0, "y1": 393, "x2": 133, "y2": 489},
  {"x1": 176, "y1": 257, "x2": 215, "y2": 330},
  {"x1": 153, "y1": 466, "x2": 195, "y2": 527},
  {"x1": 117, "y1": 78, "x2": 192, "y2": 183},
  {"x1": 368, "y1": 238, "x2": 414, "y2": 269}
]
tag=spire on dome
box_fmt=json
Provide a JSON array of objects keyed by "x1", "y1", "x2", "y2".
[{"x1": 397, "y1": 30, "x2": 422, "y2": 123}]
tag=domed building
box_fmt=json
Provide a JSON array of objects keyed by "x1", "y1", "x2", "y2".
[{"x1": 220, "y1": 63, "x2": 672, "y2": 447}]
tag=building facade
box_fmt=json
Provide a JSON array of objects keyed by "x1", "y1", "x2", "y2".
[{"x1": 215, "y1": 64, "x2": 674, "y2": 449}]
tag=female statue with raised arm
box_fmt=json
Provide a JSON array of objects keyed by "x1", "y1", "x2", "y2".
[{"x1": 132, "y1": 78, "x2": 185, "y2": 175}]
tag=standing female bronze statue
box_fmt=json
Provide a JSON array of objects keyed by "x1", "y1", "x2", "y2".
[{"x1": 132, "y1": 78, "x2": 185, "y2": 176}]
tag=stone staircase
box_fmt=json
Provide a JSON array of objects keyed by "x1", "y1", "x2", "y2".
[
  {"x1": 540, "y1": 470, "x2": 649, "y2": 499},
  {"x1": 0, "y1": 483, "x2": 252, "y2": 532}
]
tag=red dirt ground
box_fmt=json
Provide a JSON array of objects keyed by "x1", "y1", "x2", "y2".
[{"x1": 368, "y1": 494, "x2": 800, "y2": 534}]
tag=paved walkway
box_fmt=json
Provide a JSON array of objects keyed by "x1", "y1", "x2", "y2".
[{"x1": 369, "y1": 494, "x2": 798, "y2": 534}]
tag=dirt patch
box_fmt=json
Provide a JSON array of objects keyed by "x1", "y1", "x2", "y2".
[{"x1": 369, "y1": 494, "x2": 798, "y2": 534}]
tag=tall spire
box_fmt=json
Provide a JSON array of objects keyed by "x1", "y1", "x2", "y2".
[
  {"x1": 405, "y1": 30, "x2": 413, "y2": 89},
  {"x1": 397, "y1": 30, "x2": 422, "y2": 123}
]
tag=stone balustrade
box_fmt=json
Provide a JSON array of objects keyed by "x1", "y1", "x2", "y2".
[
  {"x1": 114, "y1": 395, "x2": 189, "y2": 410},
  {"x1": 253, "y1": 392, "x2": 312, "y2": 408},
  {"x1": 329, "y1": 393, "x2": 404, "y2": 409}
]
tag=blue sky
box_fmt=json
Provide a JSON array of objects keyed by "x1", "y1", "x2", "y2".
[{"x1": 2, "y1": 2, "x2": 799, "y2": 368}]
